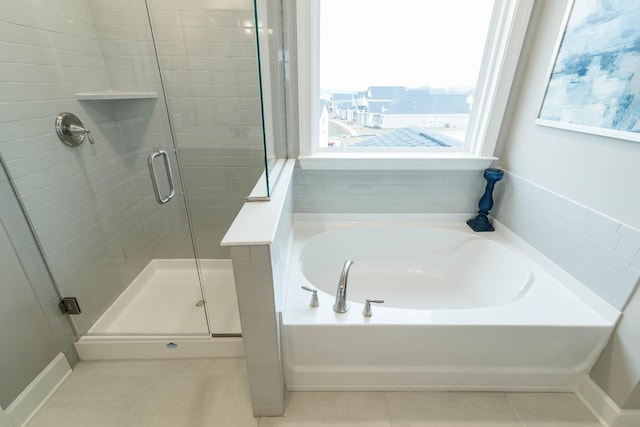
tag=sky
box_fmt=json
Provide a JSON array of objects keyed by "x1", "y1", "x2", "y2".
[{"x1": 320, "y1": 0, "x2": 495, "y2": 92}]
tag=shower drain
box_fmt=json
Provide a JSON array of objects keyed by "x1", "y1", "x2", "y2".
[{"x1": 194, "y1": 299, "x2": 206, "y2": 308}]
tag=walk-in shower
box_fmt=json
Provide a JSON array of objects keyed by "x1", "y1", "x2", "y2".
[{"x1": 0, "y1": 0, "x2": 287, "y2": 359}]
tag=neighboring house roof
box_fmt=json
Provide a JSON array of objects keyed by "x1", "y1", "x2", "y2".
[
  {"x1": 351, "y1": 127, "x2": 462, "y2": 148},
  {"x1": 366, "y1": 86, "x2": 407, "y2": 100},
  {"x1": 367, "y1": 101, "x2": 392, "y2": 114},
  {"x1": 331, "y1": 93, "x2": 354, "y2": 101},
  {"x1": 387, "y1": 90, "x2": 470, "y2": 114}
]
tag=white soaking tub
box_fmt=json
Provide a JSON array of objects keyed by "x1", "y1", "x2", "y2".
[{"x1": 282, "y1": 214, "x2": 619, "y2": 391}]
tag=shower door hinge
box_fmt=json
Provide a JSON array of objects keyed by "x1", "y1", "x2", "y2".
[{"x1": 59, "y1": 297, "x2": 82, "y2": 315}]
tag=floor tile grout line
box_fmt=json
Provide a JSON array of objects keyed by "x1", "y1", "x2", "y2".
[
  {"x1": 504, "y1": 392, "x2": 528, "y2": 427},
  {"x1": 125, "y1": 375, "x2": 153, "y2": 421},
  {"x1": 382, "y1": 391, "x2": 394, "y2": 427}
]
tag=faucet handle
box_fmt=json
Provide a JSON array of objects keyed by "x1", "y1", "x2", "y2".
[
  {"x1": 362, "y1": 299, "x2": 384, "y2": 317},
  {"x1": 301, "y1": 286, "x2": 319, "y2": 307}
]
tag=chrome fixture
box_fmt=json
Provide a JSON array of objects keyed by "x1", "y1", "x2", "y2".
[
  {"x1": 333, "y1": 259, "x2": 354, "y2": 313},
  {"x1": 147, "y1": 149, "x2": 176, "y2": 204},
  {"x1": 55, "y1": 112, "x2": 95, "y2": 147},
  {"x1": 301, "y1": 286, "x2": 319, "y2": 307},
  {"x1": 362, "y1": 299, "x2": 384, "y2": 317}
]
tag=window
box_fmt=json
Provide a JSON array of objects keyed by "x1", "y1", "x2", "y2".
[
  {"x1": 320, "y1": 0, "x2": 493, "y2": 150},
  {"x1": 295, "y1": 0, "x2": 535, "y2": 169}
]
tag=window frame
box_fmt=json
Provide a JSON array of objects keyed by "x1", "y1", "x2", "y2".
[{"x1": 294, "y1": 0, "x2": 536, "y2": 170}]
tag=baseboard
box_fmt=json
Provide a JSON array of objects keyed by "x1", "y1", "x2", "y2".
[
  {"x1": 5, "y1": 353, "x2": 71, "y2": 427},
  {"x1": 577, "y1": 376, "x2": 640, "y2": 427},
  {"x1": 284, "y1": 364, "x2": 586, "y2": 391},
  {"x1": 0, "y1": 407, "x2": 12, "y2": 427}
]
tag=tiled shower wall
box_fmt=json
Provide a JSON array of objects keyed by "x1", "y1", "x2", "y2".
[
  {"x1": 0, "y1": 0, "x2": 153, "y2": 337},
  {"x1": 89, "y1": 0, "x2": 266, "y2": 257},
  {"x1": 493, "y1": 171, "x2": 640, "y2": 310},
  {"x1": 0, "y1": 0, "x2": 266, "y2": 335}
]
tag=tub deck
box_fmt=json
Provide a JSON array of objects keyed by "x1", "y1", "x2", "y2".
[{"x1": 282, "y1": 214, "x2": 619, "y2": 391}]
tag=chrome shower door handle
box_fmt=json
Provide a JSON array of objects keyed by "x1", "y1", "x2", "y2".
[{"x1": 148, "y1": 149, "x2": 176, "y2": 204}]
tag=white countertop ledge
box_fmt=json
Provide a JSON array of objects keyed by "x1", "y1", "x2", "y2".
[
  {"x1": 298, "y1": 152, "x2": 496, "y2": 170},
  {"x1": 221, "y1": 159, "x2": 295, "y2": 247}
]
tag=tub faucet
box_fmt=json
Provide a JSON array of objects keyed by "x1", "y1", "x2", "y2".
[{"x1": 333, "y1": 260, "x2": 354, "y2": 313}]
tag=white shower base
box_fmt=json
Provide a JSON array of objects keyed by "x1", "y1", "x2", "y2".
[{"x1": 75, "y1": 259, "x2": 244, "y2": 360}]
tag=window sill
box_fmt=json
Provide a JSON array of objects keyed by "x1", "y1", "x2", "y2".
[{"x1": 298, "y1": 152, "x2": 496, "y2": 170}]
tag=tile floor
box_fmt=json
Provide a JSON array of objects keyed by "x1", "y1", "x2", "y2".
[{"x1": 27, "y1": 358, "x2": 603, "y2": 427}]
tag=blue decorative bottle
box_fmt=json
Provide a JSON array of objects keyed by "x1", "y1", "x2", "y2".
[{"x1": 467, "y1": 168, "x2": 504, "y2": 232}]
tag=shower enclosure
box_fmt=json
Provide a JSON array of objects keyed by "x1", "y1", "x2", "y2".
[{"x1": 0, "y1": 0, "x2": 286, "y2": 358}]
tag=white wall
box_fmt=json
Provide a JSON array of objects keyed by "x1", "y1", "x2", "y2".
[
  {"x1": 590, "y1": 285, "x2": 640, "y2": 409},
  {"x1": 496, "y1": 0, "x2": 640, "y2": 231},
  {"x1": 496, "y1": 0, "x2": 640, "y2": 410},
  {"x1": 0, "y1": 218, "x2": 59, "y2": 408}
]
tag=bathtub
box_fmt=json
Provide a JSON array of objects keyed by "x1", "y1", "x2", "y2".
[{"x1": 282, "y1": 214, "x2": 619, "y2": 391}]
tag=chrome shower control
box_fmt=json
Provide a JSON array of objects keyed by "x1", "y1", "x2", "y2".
[
  {"x1": 301, "y1": 286, "x2": 319, "y2": 307},
  {"x1": 362, "y1": 299, "x2": 384, "y2": 317},
  {"x1": 55, "y1": 112, "x2": 95, "y2": 147}
]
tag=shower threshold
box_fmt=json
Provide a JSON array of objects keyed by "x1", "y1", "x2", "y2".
[{"x1": 75, "y1": 259, "x2": 243, "y2": 360}]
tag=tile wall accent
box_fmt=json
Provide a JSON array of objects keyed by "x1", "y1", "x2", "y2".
[
  {"x1": 493, "y1": 171, "x2": 640, "y2": 310},
  {"x1": 270, "y1": 184, "x2": 295, "y2": 312},
  {"x1": 230, "y1": 245, "x2": 286, "y2": 417},
  {"x1": 294, "y1": 168, "x2": 485, "y2": 213}
]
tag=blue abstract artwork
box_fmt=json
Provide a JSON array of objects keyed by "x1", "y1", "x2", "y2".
[{"x1": 538, "y1": 0, "x2": 640, "y2": 139}]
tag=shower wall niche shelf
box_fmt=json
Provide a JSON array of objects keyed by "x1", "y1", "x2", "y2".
[{"x1": 75, "y1": 91, "x2": 158, "y2": 100}]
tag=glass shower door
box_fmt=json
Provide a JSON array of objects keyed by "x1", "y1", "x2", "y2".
[
  {"x1": 70, "y1": 0, "x2": 213, "y2": 337},
  {"x1": 146, "y1": 0, "x2": 270, "y2": 336}
]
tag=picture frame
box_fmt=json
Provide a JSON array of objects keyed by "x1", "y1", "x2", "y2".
[{"x1": 536, "y1": 0, "x2": 640, "y2": 142}]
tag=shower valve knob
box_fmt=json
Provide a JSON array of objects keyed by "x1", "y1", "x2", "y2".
[{"x1": 301, "y1": 286, "x2": 319, "y2": 307}]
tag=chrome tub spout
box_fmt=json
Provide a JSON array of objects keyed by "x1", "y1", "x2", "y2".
[{"x1": 333, "y1": 259, "x2": 354, "y2": 313}]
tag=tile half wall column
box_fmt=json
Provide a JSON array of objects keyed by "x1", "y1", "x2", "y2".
[{"x1": 230, "y1": 245, "x2": 286, "y2": 416}]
